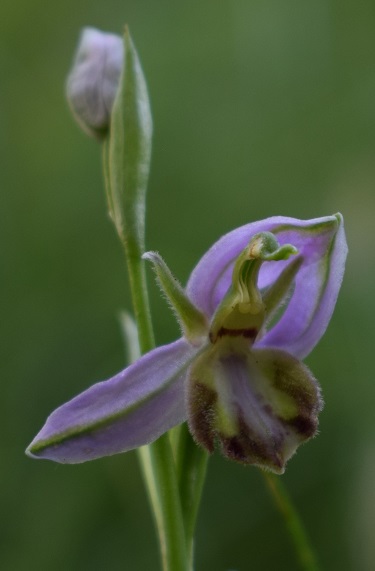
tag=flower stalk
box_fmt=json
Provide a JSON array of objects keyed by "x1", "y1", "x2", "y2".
[
  {"x1": 263, "y1": 472, "x2": 320, "y2": 571},
  {"x1": 175, "y1": 424, "x2": 209, "y2": 569},
  {"x1": 105, "y1": 28, "x2": 188, "y2": 571}
]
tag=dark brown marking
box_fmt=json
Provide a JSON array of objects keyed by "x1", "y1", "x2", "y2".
[
  {"x1": 214, "y1": 327, "x2": 258, "y2": 341},
  {"x1": 287, "y1": 415, "x2": 318, "y2": 438},
  {"x1": 187, "y1": 381, "x2": 217, "y2": 453},
  {"x1": 219, "y1": 415, "x2": 284, "y2": 471},
  {"x1": 273, "y1": 359, "x2": 322, "y2": 414}
]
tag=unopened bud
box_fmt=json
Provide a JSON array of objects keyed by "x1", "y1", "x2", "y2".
[{"x1": 66, "y1": 28, "x2": 123, "y2": 139}]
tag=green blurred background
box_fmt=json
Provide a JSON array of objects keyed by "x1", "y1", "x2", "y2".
[{"x1": 1, "y1": 0, "x2": 375, "y2": 569}]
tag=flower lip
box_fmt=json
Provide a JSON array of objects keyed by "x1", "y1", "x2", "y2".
[{"x1": 187, "y1": 342, "x2": 323, "y2": 474}]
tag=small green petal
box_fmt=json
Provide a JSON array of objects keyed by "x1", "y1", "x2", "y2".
[
  {"x1": 143, "y1": 251, "x2": 208, "y2": 344},
  {"x1": 262, "y1": 255, "x2": 303, "y2": 326}
]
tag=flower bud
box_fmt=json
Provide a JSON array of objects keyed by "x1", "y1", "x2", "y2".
[{"x1": 66, "y1": 28, "x2": 123, "y2": 139}]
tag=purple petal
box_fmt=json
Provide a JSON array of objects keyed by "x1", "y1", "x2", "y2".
[
  {"x1": 187, "y1": 217, "x2": 283, "y2": 316},
  {"x1": 187, "y1": 214, "x2": 347, "y2": 358},
  {"x1": 257, "y1": 214, "x2": 347, "y2": 357},
  {"x1": 26, "y1": 339, "x2": 196, "y2": 463}
]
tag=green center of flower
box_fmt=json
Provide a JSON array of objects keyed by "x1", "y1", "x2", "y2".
[{"x1": 209, "y1": 232, "x2": 298, "y2": 344}]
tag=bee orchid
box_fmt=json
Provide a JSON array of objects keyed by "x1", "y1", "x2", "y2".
[{"x1": 27, "y1": 214, "x2": 347, "y2": 473}]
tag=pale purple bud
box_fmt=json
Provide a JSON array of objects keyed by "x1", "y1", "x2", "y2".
[{"x1": 66, "y1": 28, "x2": 123, "y2": 139}]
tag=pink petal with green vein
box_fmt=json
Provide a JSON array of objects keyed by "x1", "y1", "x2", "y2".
[{"x1": 26, "y1": 339, "x2": 197, "y2": 463}]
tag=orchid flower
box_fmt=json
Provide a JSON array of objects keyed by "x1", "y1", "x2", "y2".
[{"x1": 27, "y1": 214, "x2": 347, "y2": 473}]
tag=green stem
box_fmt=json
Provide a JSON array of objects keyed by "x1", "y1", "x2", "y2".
[
  {"x1": 138, "y1": 436, "x2": 188, "y2": 570},
  {"x1": 125, "y1": 252, "x2": 188, "y2": 571},
  {"x1": 103, "y1": 143, "x2": 187, "y2": 571},
  {"x1": 263, "y1": 472, "x2": 320, "y2": 571},
  {"x1": 175, "y1": 424, "x2": 209, "y2": 570},
  {"x1": 124, "y1": 251, "x2": 187, "y2": 571},
  {"x1": 103, "y1": 29, "x2": 206, "y2": 569},
  {"x1": 124, "y1": 246, "x2": 154, "y2": 352}
]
